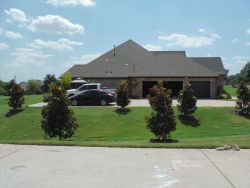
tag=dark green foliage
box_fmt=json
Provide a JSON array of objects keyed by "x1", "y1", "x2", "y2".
[
  {"x1": 41, "y1": 84, "x2": 79, "y2": 140},
  {"x1": 42, "y1": 74, "x2": 57, "y2": 93},
  {"x1": 8, "y1": 81, "x2": 24, "y2": 112},
  {"x1": 235, "y1": 81, "x2": 250, "y2": 118},
  {"x1": 0, "y1": 80, "x2": 7, "y2": 95},
  {"x1": 177, "y1": 80, "x2": 197, "y2": 117},
  {"x1": 5, "y1": 79, "x2": 16, "y2": 96},
  {"x1": 26, "y1": 80, "x2": 42, "y2": 95},
  {"x1": 240, "y1": 62, "x2": 250, "y2": 83},
  {"x1": 116, "y1": 80, "x2": 130, "y2": 109},
  {"x1": 146, "y1": 81, "x2": 176, "y2": 141}
]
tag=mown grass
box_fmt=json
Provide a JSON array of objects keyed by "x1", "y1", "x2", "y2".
[
  {"x1": 224, "y1": 85, "x2": 237, "y2": 96},
  {"x1": 0, "y1": 95, "x2": 250, "y2": 148}
]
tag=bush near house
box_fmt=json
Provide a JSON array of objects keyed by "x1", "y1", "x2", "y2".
[
  {"x1": 177, "y1": 80, "x2": 197, "y2": 117},
  {"x1": 116, "y1": 80, "x2": 131, "y2": 111},
  {"x1": 41, "y1": 84, "x2": 78, "y2": 140},
  {"x1": 8, "y1": 81, "x2": 24, "y2": 113},
  {"x1": 235, "y1": 81, "x2": 250, "y2": 118},
  {"x1": 146, "y1": 81, "x2": 176, "y2": 142}
]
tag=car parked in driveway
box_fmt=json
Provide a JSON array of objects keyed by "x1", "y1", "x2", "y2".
[{"x1": 69, "y1": 89, "x2": 115, "y2": 106}]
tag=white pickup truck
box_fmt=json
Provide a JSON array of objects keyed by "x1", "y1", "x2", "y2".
[{"x1": 66, "y1": 83, "x2": 116, "y2": 97}]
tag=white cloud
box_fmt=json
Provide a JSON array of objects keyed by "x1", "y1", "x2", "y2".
[
  {"x1": 197, "y1": 28, "x2": 206, "y2": 33},
  {"x1": 47, "y1": 0, "x2": 95, "y2": 7},
  {"x1": 72, "y1": 53, "x2": 100, "y2": 64},
  {"x1": 30, "y1": 38, "x2": 83, "y2": 51},
  {"x1": 29, "y1": 15, "x2": 84, "y2": 35},
  {"x1": 233, "y1": 56, "x2": 248, "y2": 65},
  {"x1": 223, "y1": 56, "x2": 249, "y2": 75},
  {"x1": 211, "y1": 33, "x2": 221, "y2": 39},
  {"x1": 246, "y1": 42, "x2": 250, "y2": 46},
  {"x1": 158, "y1": 33, "x2": 220, "y2": 48},
  {"x1": 8, "y1": 48, "x2": 52, "y2": 67},
  {"x1": 246, "y1": 28, "x2": 250, "y2": 34},
  {"x1": 143, "y1": 44, "x2": 162, "y2": 51},
  {"x1": 0, "y1": 28, "x2": 22, "y2": 39},
  {"x1": 4, "y1": 8, "x2": 28, "y2": 23},
  {"x1": 5, "y1": 31, "x2": 22, "y2": 39},
  {"x1": 0, "y1": 43, "x2": 9, "y2": 50},
  {"x1": 232, "y1": 38, "x2": 239, "y2": 43}
]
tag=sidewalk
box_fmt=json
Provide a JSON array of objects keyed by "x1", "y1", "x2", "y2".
[{"x1": 0, "y1": 144, "x2": 249, "y2": 188}]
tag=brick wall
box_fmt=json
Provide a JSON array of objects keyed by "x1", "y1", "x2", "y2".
[{"x1": 77, "y1": 76, "x2": 224, "y2": 99}]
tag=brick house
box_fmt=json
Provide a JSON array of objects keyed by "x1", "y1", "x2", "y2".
[{"x1": 64, "y1": 40, "x2": 226, "y2": 98}]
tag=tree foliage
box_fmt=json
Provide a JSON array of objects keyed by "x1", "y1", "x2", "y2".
[
  {"x1": 26, "y1": 80, "x2": 42, "y2": 94},
  {"x1": 235, "y1": 81, "x2": 250, "y2": 118},
  {"x1": 146, "y1": 81, "x2": 176, "y2": 141},
  {"x1": 42, "y1": 74, "x2": 57, "y2": 93},
  {"x1": 177, "y1": 79, "x2": 197, "y2": 117},
  {"x1": 8, "y1": 81, "x2": 24, "y2": 112},
  {"x1": 240, "y1": 62, "x2": 250, "y2": 83},
  {"x1": 60, "y1": 73, "x2": 72, "y2": 91},
  {"x1": 116, "y1": 80, "x2": 130, "y2": 109},
  {"x1": 41, "y1": 84, "x2": 79, "y2": 140}
]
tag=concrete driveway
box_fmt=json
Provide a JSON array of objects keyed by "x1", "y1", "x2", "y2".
[
  {"x1": 28, "y1": 99, "x2": 236, "y2": 108},
  {"x1": 0, "y1": 144, "x2": 249, "y2": 188}
]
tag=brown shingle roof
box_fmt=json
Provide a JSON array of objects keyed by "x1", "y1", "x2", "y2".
[{"x1": 65, "y1": 39, "x2": 226, "y2": 78}]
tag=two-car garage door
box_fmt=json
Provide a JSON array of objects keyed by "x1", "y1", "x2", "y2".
[
  {"x1": 190, "y1": 81, "x2": 210, "y2": 99},
  {"x1": 142, "y1": 80, "x2": 210, "y2": 99}
]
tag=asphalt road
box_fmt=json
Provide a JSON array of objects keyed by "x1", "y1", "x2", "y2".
[{"x1": 0, "y1": 144, "x2": 249, "y2": 188}]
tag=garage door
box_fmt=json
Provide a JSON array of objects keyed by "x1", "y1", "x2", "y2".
[{"x1": 190, "y1": 81, "x2": 210, "y2": 99}]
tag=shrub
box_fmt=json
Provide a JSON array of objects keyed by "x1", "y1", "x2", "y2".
[
  {"x1": 116, "y1": 80, "x2": 130, "y2": 109},
  {"x1": 177, "y1": 80, "x2": 197, "y2": 117},
  {"x1": 235, "y1": 81, "x2": 250, "y2": 118},
  {"x1": 60, "y1": 73, "x2": 72, "y2": 91},
  {"x1": 8, "y1": 81, "x2": 24, "y2": 112},
  {"x1": 146, "y1": 81, "x2": 176, "y2": 141},
  {"x1": 41, "y1": 84, "x2": 79, "y2": 140}
]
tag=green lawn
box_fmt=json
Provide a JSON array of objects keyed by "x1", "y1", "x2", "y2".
[
  {"x1": 224, "y1": 85, "x2": 237, "y2": 96},
  {"x1": 0, "y1": 95, "x2": 250, "y2": 148}
]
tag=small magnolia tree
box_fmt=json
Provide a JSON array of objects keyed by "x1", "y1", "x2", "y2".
[
  {"x1": 235, "y1": 81, "x2": 250, "y2": 118},
  {"x1": 116, "y1": 80, "x2": 131, "y2": 109},
  {"x1": 177, "y1": 79, "x2": 197, "y2": 117},
  {"x1": 41, "y1": 84, "x2": 78, "y2": 140},
  {"x1": 60, "y1": 73, "x2": 72, "y2": 91},
  {"x1": 146, "y1": 81, "x2": 176, "y2": 141},
  {"x1": 8, "y1": 81, "x2": 24, "y2": 112}
]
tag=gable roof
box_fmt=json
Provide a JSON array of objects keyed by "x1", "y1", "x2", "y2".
[{"x1": 65, "y1": 39, "x2": 226, "y2": 78}]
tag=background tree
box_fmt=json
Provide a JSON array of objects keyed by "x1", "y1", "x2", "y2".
[
  {"x1": 5, "y1": 79, "x2": 16, "y2": 96},
  {"x1": 26, "y1": 80, "x2": 42, "y2": 95},
  {"x1": 177, "y1": 79, "x2": 197, "y2": 117},
  {"x1": 41, "y1": 84, "x2": 78, "y2": 140},
  {"x1": 42, "y1": 74, "x2": 57, "y2": 93},
  {"x1": 240, "y1": 62, "x2": 250, "y2": 83},
  {"x1": 116, "y1": 80, "x2": 130, "y2": 110},
  {"x1": 146, "y1": 81, "x2": 176, "y2": 142},
  {"x1": 60, "y1": 73, "x2": 72, "y2": 91},
  {"x1": 235, "y1": 81, "x2": 250, "y2": 118},
  {"x1": 0, "y1": 80, "x2": 6, "y2": 95},
  {"x1": 8, "y1": 81, "x2": 24, "y2": 112}
]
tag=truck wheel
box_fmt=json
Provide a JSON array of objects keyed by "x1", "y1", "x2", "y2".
[
  {"x1": 71, "y1": 100, "x2": 78, "y2": 106},
  {"x1": 100, "y1": 99, "x2": 107, "y2": 106}
]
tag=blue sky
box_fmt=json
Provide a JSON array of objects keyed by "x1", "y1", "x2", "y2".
[{"x1": 0, "y1": 0, "x2": 250, "y2": 82}]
